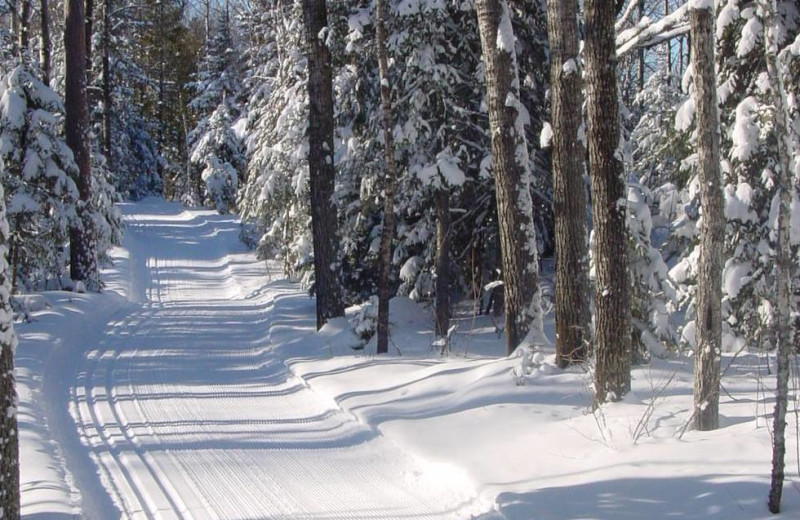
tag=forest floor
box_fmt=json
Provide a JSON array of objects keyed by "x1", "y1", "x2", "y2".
[{"x1": 16, "y1": 198, "x2": 800, "y2": 519}]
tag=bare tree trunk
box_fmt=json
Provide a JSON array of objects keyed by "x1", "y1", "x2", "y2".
[
  {"x1": 637, "y1": 0, "x2": 645, "y2": 91},
  {"x1": 689, "y1": 3, "x2": 723, "y2": 431},
  {"x1": 584, "y1": 0, "x2": 631, "y2": 403},
  {"x1": 18, "y1": 0, "x2": 30, "y2": 53},
  {"x1": 101, "y1": 0, "x2": 111, "y2": 166},
  {"x1": 475, "y1": 0, "x2": 543, "y2": 354},
  {"x1": 435, "y1": 189, "x2": 451, "y2": 341},
  {"x1": 10, "y1": 0, "x2": 19, "y2": 49},
  {"x1": 547, "y1": 0, "x2": 590, "y2": 367},
  {"x1": 763, "y1": 0, "x2": 795, "y2": 512},
  {"x1": 301, "y1": 0, "x2": 346, "y2": 329},
  {"x1": 85, "y1": 0, "x2": 94, "y2": 79},
  {"x1": 375, "y1": 0, "x2": 399, "y2": 355},
  {"x1": 665, "y1": 0, "x2": 672, "y2": 83},
  {"x1": 40, "y1": 0, "x2": 51, "y2": 84},
  {"x1": 0, "y1": 187, "x2": 19, "y2": 520},
  {"x1": 66, "y1": 0, "x2": 98, "y2": 286}
]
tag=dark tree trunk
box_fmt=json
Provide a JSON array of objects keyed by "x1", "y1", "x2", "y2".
[
  {"x1": 18, "y1": 0, "x2": 30, "y2": 53},
  {"x1": 0, "y1": 192, "x2": 19, "y2": 520},
  {"x1": 40, "y1": 0, "x2": 51, "y2": 84},
  {"x1": 435, "y1": 189, "x2": 451, "y2": 342},
  {"x1": 85, "y1": 0, "x2": 94, "y2": 79},
  {"x1": 584, "y1": 0, "x2": 631, "y2": 403},
  {"x1": 301, "y1": 0, "x2": 346, "y2": 330},
  {"x1": 547, "y1": 0, "x2": 590, "y2": 367},
  {"x1": 102, "y1": 0, "x2": 112, "y2": 167},
  {"x1": 763, "y1": 0, "x2": 794, "y2": 511},
  {"x1": 665, "y1": 0, "x2": 671, "y2": 83},
  {"x1": 475, "y1": 0, "x2": 543, "y2": 355},
  {"x1": 375, "y1": 0, "x2": 398, "y2": 355},
  {"x1": 66, "y1": 0, "x2": 98, "y2": 286},
  {"x1": 637, "y1": 0, "x2": 645, "y2": 91},
  {"x1": 689, "y1": 3, "x2": 723, "y2": 432}
]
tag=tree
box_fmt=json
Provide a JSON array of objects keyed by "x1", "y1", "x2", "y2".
[
  {"x1": 763, "y1": 0, "x2": 796, "y2": 510},
  {"x1": 40, "y1": 0, "x2": 50, "y2": 84},
  {"x1": 301, "y1": 0, "x2": 345, "y2": 329},
  {"x1": 0, "y1": 154, "x2": 19, "y2": 520},
  {"x1": 374, "y1": 0, "x2": 399, "y2": 355},
  {"x1": 65, "y1": 0, "x2": 98, "y2": 288},
  {"x1": 584, "y1": 0, "x2": 631, "y2": 402},
  {"x1": 475, "y1": 0, "x2": 543, "y2": 354},
  {"x1": 546, "y1": 0, "x2": 590, "y2": 367}
]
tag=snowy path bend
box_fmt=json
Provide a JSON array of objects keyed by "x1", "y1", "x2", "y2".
[{"x1": 71, "y1": 201, "x2": 481, "y2": 520}]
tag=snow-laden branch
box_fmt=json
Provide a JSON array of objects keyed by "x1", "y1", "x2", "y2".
[
  {"x1": 615, "y1": 0, "x2": 642, "y2": 33},
  {"x1": 616, "y1": 3, "x2": 689, "y2": 58}
]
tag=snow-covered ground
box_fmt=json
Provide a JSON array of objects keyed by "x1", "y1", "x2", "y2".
[{"x1": 17, "y1": 199, "x2": 800, "y2": 519}]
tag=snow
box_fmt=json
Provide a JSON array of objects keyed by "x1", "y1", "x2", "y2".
[
  {"x1": 17, "y1": 199, "x2": 800, "y2": 519},
  {"x1": 539, "y1": 122, "x2": 553, "y2": 149}
]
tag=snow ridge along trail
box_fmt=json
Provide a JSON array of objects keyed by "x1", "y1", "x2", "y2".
[{"x1": 70, "y1": 200, "x2": 484, "y2": 520}]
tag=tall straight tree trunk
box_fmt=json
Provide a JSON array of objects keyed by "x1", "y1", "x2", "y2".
[
  {"x1": 763, "y1": 0, "x2": 795, "y2": 512},
  {"x1": 375, "y1": 0, "x2": 399, "y2": 355},
  {"x1": 637, "y1": 0, "x2": 645, "y2": 91},
  {"x1": 435, "y1": 188, "x2": 451, "y2": 342},
  {"x1": 475, "y1": 0, "x2": 543, "y2": 354},
  {"x1": 547, "y1": 0, "x2": 590, "y2": 367},
  {"x1": 301, "y1": 0, "x2": 346, "y2": 329},
  {"x1": 41, "y1": 0, "x2": 51, "y2": 84},
  {"x1": 66, "y1": 0, "x2": 98, "y2": 286},
  {"x1": 0, "y1": 181, "x2": 19, "y2": 520},
  {"x1": 18, "y1": 0, "x2": 30, "y2": 53},
  {"x1": 10, "y1": 0, "x2": 19, "y2": 50},
  {"x1": 85, "y1": 0, "x2": 94, "y2": 79},
  {"x1": 584, "y1": 0, "x2": 631, "y2": 402},
  {"x1": 665, "y1": 0, "x2": 672, "y2": 83},
  {"x1": 689, "y1": 2, "x2": 724, "y2": 431},
  {"x1": 101, "y1": 0, "x2": 112, "y2": 166}
]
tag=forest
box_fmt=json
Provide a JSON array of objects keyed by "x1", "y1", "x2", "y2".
[{"x1": 1, "y1": 0, "x2": 800, "y2": 518}]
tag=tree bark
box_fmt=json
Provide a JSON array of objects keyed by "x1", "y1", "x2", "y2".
[
  {"x1": 85, "y1": 0, "x2": 94, "y2": 79},
  {"x1": 66, "y1": 0, "x2": 98, "y2": 286},
  {"x1": 763, "y1": 0, "x2": 794, "y2": 512},
  {"x1": 18, "y1": 0, "x2": 30, "y2": 53},
  {"x1": 637, "y1": 0, "x2": 646, "y2": 91},
  {"x1": 665, "y1": 0, "x2": 672, "y2": 83},
  {"x1": 102, "y1": 0, "x2": 112, "y2": 166},
  {"x1": 0, "y1": 186, "x2": 19, "y2": 520},
  {"x1": 435, "y1": 189, "x2": 451, "y2": 342},
  {"x1": 301, "y1": 0, "x2": 346, "y2": 330},
  {"x1": 546, "y1": 0, "x2": 590, "y2": 367},
  {"x1": 475, "y1": 0, "x2": 543, "y2": 355},
  {"x1": 375, "y1": 0, "x2": 399, "y2": 355},
  {"x1": 40, "y1": 0, "x2": 51, "y2": 85},
  {"x1": 689, "y1": 3, "x2": 723, "y2": 431},
  {"x1": 584, "y1": 0, "x2": 631, "y2": 402}
]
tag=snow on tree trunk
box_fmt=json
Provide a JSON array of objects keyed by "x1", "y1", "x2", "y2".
[
  {"x1": 689, "y1": 1, "x2": 724, "y2": 432},
  {"x1": 375, "y1": 0, "x2": 399, "y2": 355},
  {"x1": 584, "y1": 0, "x2": 631, "y2": 402},
  {"x1": 475, "y1": 0, "x2": 543, "y2": 355},
  {"x1": 0, "y1": 159, "x2": 20, "y2": 520},
  {"x1": 546, "y1": 0, "x2": 590, "y2": 367},
  {"x1": 66, "y1": 0, "x2": 99, "y2": 288},
  {"x1": 763, "y1": 0, "x2": 795, "y2": 511},
  {"x1": 301, "y1": 0, "x2": 345, "y2": 329},
  {"x1": 435, "y1": 188, "x2": 451, "y2": 341}
]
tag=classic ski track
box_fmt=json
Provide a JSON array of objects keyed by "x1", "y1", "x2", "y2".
[{"x1": 71, "y1": 204, "x2": 483, "y2": 520}]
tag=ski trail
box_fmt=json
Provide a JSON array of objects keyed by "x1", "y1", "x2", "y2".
[{"x1": 72, "y1": 200, "x2": 483, "y2": 519}]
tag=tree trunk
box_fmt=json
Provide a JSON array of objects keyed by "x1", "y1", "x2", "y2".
[
  {"x1": 0, "y1": 185, "x2": 19, "y2": 520},
  {"x1": 301, "y1": 0, "x2": 346, "y2": 330},
  {"x1": 689, "y1": 3, "x2": 724, "y2": 431},
  {"x1": 547, "y1": 0, "x2": 590, "y2": 367},
  {"x1": 475, "y1": 0, "x2": 543, "y2": 355},
  {"x1": 66, "y1": 0, "x2": 98, "y2": 286},
  {"x1": 435, "y1": 189, "x2": 451, "y2": 341},
  {"x1": 85, "y1": 0, "x2": 94, "y2": 79},
  {"x1": 102, "y1": 0, "x2": 112, "y2": 167},
  {"x1": 665, "y1": 0, "x2": 671, "y2": 83},
  {"x1": 763, "y1": 0, "x2": 795, "y2": 512},
  {"x1": 18, "y1": 0, "x2": 30, "y2": 53},
  {"x1": 41, "y1": 0, "x2": 51, "y2": 85},
  {"x1": 637, "y1": 0, "x2": 645, "y2": 91},
  {"x1": 584, "y1": 0, "x2": 631, "y2": 403},
  {"x1": 375, "y1": 0, "x2": 399, "y2": 355}
]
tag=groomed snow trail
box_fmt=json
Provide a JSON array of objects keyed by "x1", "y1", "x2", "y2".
[{"x1": 71, "y1": 200, "x2": 482, "y2": 520}]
